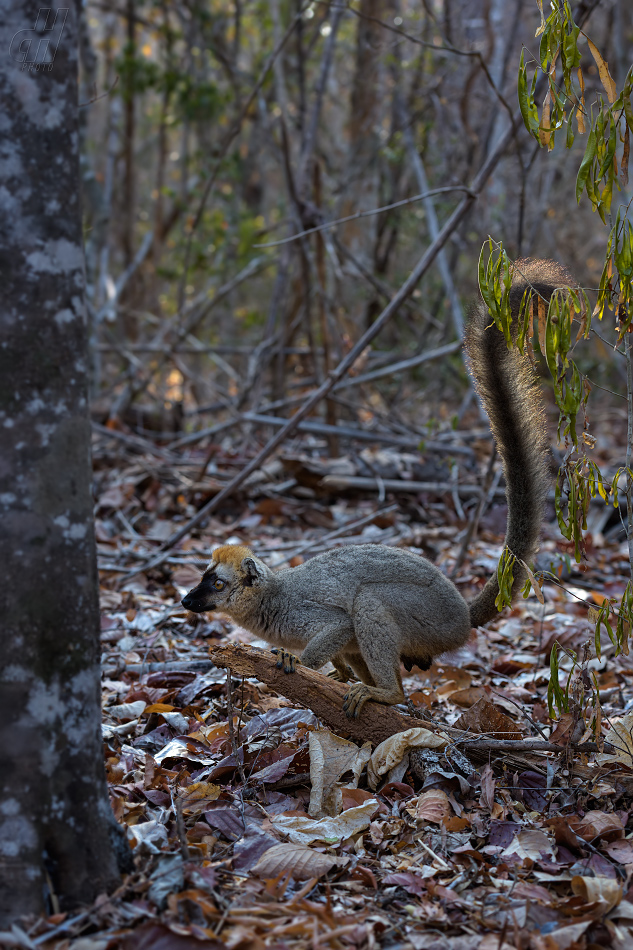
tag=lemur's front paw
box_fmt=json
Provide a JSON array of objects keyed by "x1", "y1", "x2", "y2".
[
  {"x1": 271, "y1": 648, "x2": 300, "y2": 674},
  {"x1": 342, "y1": 683, "x2": 370, "y2": 719}
]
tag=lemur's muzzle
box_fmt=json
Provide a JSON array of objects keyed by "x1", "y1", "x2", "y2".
[{"x1": 181, "y1": 589, "x2": 214, "y2": 612}]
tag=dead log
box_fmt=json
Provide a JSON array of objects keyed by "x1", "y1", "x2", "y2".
[
  {"x1": 209, "y1": 643, "x2": 617, "y2": 759},
  {"x1": 210, "y1": 642, "x2": 418, "y2": 745}
]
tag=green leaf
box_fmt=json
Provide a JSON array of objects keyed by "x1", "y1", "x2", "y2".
[
  {"x1": 518, "y1": 50, "x2": 540, "y2": 140},
  {"x1": 576, "y1": 128, "x2": 597, "y2": 202}
]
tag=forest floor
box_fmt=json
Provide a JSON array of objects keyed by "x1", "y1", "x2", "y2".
[{"x1": 20, "y1": 415, "x2": 633, "y2": 950}]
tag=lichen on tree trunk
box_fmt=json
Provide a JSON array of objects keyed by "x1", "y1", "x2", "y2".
[{"x1": 0, "y1": 1, "x2": 122, "y2": 924}]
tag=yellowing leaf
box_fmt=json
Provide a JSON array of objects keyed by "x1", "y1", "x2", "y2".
[
  {"x1": 519, "y1": 559, "x2": 545, "y2": 604},
  {"x1": 538, "y1": 295, "x2": 548, "y2": 357},
  {"x1": 576, "y1": 67, "x2": 587, "y2": 134},
  {"x1": 535, "y1": 0, "x2": 546, "y2": 37},
  {"x1": 587, "y1": 38, "x2": 616, "y2": 104},
  {"x1": 144, "y1": 703, "x2": 176, "y2": 714},
  {"x1": 540, "y1": 86, "x2": 552, "y2": 148},
  {"x1": 591, "y1": 591, "x2": 610, "y2": 606},
  {"x1": 572, "y1": 875, "x2": 622, "y2": 913},
  {"x1": 179, "y1": 782, "x2": 222, "y2": 814}
]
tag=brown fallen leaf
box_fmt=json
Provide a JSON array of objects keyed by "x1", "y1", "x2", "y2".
[
  {"x1": 253, "y1": 843, "x2": 347, "y2": 880},
  {"x1": 574, "y1": 810, "x2": 625, "y2": 844},
  {"x1": 603, "y1": 838, "x2": 633, "y2": 864},
  {"x1": 447, "y1": 687, "x2": 487, "y2": 708},
  {"x1": 341, "y1": 787, "x2": 378, "y2": 810},
  {"x1": 435, "y1": 669, "x2": 473, "y2": 696},
  {"x1": 454, "y1": 697, "x2": 522, "y2": 740},
  {"x1": 549, "y1": 713, "x2": 576, "y2": 746},
  {"x1": 479, "y1": 763, "x2": 496, "y2": 813},
  {"x1": 413, "y1": 788, "x2": 453, "y2": 825}
]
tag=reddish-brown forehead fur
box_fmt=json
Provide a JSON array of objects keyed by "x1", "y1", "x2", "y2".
[{"x1": 211, "y1": 544, "x2": 253, "y2": 571}]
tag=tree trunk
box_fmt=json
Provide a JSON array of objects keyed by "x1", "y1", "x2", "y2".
[
  {"x1": 339, "y1": 0, "x2": 388, "y2": 334},
  {"x1": 0, "y1": 1, "x2": 123, "y2": 924}
]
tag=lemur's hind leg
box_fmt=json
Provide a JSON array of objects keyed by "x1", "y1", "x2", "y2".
[
  {"x1": 327, "y1": 653, "x2": 356, "y2": 682},
  {"x1": 343, "y1": 591, "x2": 405, "y2": 718}
]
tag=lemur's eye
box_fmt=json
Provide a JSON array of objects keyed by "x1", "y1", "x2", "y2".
[{"x1": 214, "y1": 579, "x2": 225, "y2": 591}]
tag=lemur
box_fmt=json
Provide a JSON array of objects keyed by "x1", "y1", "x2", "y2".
[{"x1": 183, "y1": 259, "x2": 570, "y2": 717}]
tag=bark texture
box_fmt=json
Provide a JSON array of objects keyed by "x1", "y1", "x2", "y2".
[{"x1": 0, "y1": 1, "x2": 121, "y2": 923}]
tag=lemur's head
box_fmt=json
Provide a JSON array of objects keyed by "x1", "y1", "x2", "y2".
[{"x1": 181, "y1": 544, "x2": 269, "y2": 616}]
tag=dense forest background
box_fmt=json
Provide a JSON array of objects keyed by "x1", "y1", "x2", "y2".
[
  {"x1": 9, "y1": 1, "x2": 633, "y2": 946},
  {"x1": 83, "y1": 0, "x2": 633, "y2": 439}
]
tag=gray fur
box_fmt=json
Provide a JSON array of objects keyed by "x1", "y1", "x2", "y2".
[{"x1": 183, "y1": 259, "x2": 573, "y2": 717}]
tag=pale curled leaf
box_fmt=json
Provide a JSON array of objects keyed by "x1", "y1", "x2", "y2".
[
  {"x1": 271, "y1": 798, "x2": 379, "y2": 845},
  {"x1": 572, "y1": 875, "x2": 622, "y2": 913},
  {"x1": 126, "y1": 819, "x2": 169, "y2": 854},
  {"x1": 308, "y1": 729, "x2": 371, "y2": 818},
  {"x1": 596, "y1": 709, "x2": 633, "y2": 767},
  {"x1": 501, "y1": 828, "x2": 555, "y2": 863},
  {"x1": 253, "y1": 843, "x2": 348, "y2": 880},
  {"x1": 109, "y1": 700, "x2": 146, "y2": 721},
  {"x1": 367, "y1": 728, "x2": 447, "y2": 789}
]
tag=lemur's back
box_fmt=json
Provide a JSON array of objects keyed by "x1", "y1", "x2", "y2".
[{"x1": 276, "y1": 544, "x2": 471, "y2": 650}]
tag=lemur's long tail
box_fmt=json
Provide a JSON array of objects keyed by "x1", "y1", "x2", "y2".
[{"x1": 465, "y1": 258, "x2": 573, "y2": 628}]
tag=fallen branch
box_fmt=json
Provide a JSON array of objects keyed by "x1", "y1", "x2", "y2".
[
  {"x1": 425, "y1": 720, "x2": 614, "y2": 755},
  {"x1": 210, "y1": 644, "x2": 616, "y2": 758},
  {"x1": 210, "y1": 642, "x2": 418, "y2": 746},
  {"x1": 102, "y1": 659, "x2": 215, "y2": 676},
  {"x1": 456, "y1": 737, "x2": 611, "y2": 753},
  {"x1": 242, "y1": 412, "x2": 473, "y2": 455},
  {"x1": 320, "y1": 475, "x2": 504, "y2": 498}
]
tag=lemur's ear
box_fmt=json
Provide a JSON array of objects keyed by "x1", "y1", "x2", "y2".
[{"x1": 241, "y1": 556, "x2": 266, "y2": 586}]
